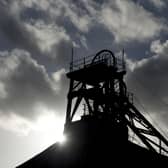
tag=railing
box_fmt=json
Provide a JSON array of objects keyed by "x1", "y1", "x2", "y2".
[
  {"x1": 70, "y1": 52, "x2": 126, "y2": 72},
  {"x1": 70, "y1": 54, "x2": 94, "y2": 72}
]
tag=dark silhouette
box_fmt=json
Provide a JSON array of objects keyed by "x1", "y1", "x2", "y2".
[{"x1": 17, "y1": 49, "x2": 168, "y2": 168}]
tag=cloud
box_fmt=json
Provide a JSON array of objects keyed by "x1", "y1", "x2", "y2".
[
  {"x1": 0, "y1": 1, "x2": 73, "y2": 69},
  {"x1": 1, "y1": 0, "x2": 167, "y2": 69},
  {"x1": 0, "y1": 113, "x2": 32, "y2": 135},
  {"x1": 0, "y1": 49, "x2": 68, "y2": 122},
  {"x1": 126, "y1": 40, "x2": 168, "y2": 125},
  {"x1": 79, "y1": 35, "x2": 88, "y2": 50},
  {"x1": 99, "y1": 0, "x2": 166, "y2": 43},
  {"x1": 150, "y1": 39, "x2": 168, "y2": 55},
  {"x1": 24, "y1": 19, "x2": 70, "y2": 54},
  {"x1": 13, "y1": 0, "x2": 93, "y2": 33},
  {"x1": 0, "y1": 3, "x2": 40, "y2": 54},
  {"x1": 149, "y1": 0, "x2": 166, "y2": 9}
]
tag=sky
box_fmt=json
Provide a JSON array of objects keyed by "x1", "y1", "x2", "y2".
[{"x1": 1, "y1": 0, "x2": 168, "y2": 167}]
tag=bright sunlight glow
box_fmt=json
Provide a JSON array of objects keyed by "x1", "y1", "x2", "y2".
[
  {"x1": 58, "y1": 134, "x2": 66, "y2": 144},
  {"x1": 34, "y1": 111, "x2": 65, "y2": 147}
]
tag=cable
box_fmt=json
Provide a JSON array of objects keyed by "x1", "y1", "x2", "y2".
[
  {"x1": 127, "y1": 71, "x2": 168, "y2": 139},
  {"x1": 134, "y1": 95, "x2": 168, "y2": 140}
]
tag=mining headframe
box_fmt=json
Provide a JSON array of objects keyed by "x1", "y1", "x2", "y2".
[{"x1": 17, "y1": 49, "x2": 168, "y2": 168}]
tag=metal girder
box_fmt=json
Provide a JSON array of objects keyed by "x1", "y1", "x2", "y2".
[
  {"x1": 126, "y1": 117, "x2": 156, "y2": 152},
  {"x1": 125, "y1": 101, "x2": 168, "y2": 155},
  {"x1": 70, "y1": 96, "x2": 83, "y2": 121}
]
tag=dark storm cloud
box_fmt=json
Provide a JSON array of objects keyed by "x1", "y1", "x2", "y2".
[
  {"x1": 0, "y1": 3, "x2": 40, "y2": 55},
  {"x1": 126, "y1": 40, "x2": 168, "y2": 123},
  {"x1": 142, "y1": 0, "x2": 167, "y2": 10},
  {"x1": 0, "y1": 1, "x2": 73, "y2": 69},
  {"x1": 0, "y1": 49, "x2": 68, "y2": 120}
]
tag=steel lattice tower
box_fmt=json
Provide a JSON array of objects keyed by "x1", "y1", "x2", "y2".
[
  {"x1": 17, "y1": 49, "x2": 168, "y2": 168},
  {"x1": 64, "y1": 49, "x2": 168, "y2": 155}
]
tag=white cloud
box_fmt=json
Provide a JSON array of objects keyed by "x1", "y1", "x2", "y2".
[
  {"x1": 0, "y1": 48, "x2": 68, "y2": 135},
  {"x1": 0, "y1": 103, "x2": 64, "y2": 141},
  {"x1": 0, "y1": 49, "x2": 29, "y2": 78},
  {"x1": 80, "y1": 35, "x2": 88, "y2": 50},
  {"x1": 22, "y1": 0, "x2": 50, "y2": 10},
  {"x1": 0, "y1": 113, "x2": 32, "y2": 135},
  {"x1": 52, "y1": 68, "x2": 67, "y2": 92},
  {"x1": 25, "y1": 20, "x2": 70, "y2": 53},
  {"x1": 49, "y1": 0, "x2": 93, "y2": 32},
  {"x1": 52, "y1": 69, "x2": 65, "y2": 82},
  {"x1": 150, "y1": 39, "x2": 168, "y2": 55},
  {"x1": 0, "y1": 49, "x2": 67, "y2": 119},
  {"x1": 99, "y1": 0, "x2": 166, "y2": 43},
  {"x1": 126, "y1": 57, "x2": 149, "y2": 72},
  {"x1": 15, "y1": 0, "x2": 93, "y2": 33},
  {"x1": 149, "y1": 0, "x2": 166, "y2": 9}
]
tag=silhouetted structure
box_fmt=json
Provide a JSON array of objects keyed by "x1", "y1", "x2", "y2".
[{"x1": 17, "y1": 50, "x2": 168, "y2": 168}]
